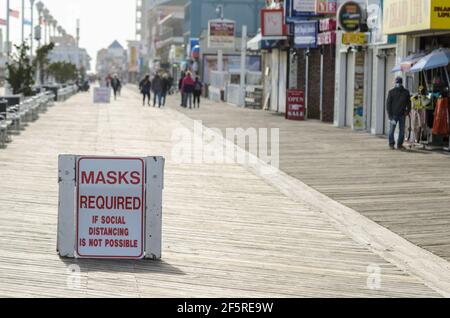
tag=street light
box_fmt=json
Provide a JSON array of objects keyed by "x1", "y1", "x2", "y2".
[
  {"x1": 43, "y1": 8, "x2": 49, "y2": 43},
  {"x1": 216, "y1": 4, "x2": 224, "y2": 20},
  {"x1": 30, "y1": 0, "x2": 36, "y2": 57}
]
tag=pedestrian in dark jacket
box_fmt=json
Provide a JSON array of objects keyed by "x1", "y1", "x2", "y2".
[
  {"x1": 193, "y1": 77, "x2": 203, "y2": 108},
  {"x1": 111, "y1": 75, "x2": 121, "y2": 100},
  {"x1": 386, "y1": 77, "x2": 412, "y2": 150},
  {"x1": 152, "y1": 74, "x2": 163, "y2": 108},
  {"x1": 139, "y1": 75, "x2": 152, "y2": 106},
  {"x1": 179, "y1": 72, "x2": 186, "y2": 107}
]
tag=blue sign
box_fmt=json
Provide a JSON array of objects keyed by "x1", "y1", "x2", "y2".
[
  {"x1": 294, "y1": 21, "x2": 318, "y2": 49},
  {"x1": 285, "y1": 0, "x2": 319, "y2": 23}
]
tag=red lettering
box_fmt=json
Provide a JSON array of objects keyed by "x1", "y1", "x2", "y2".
[
  {"x1": 81, "y1": 171, "x2": 95, "y2": 184},
  {"x1": 106, "y1": 171, "x2": 117, "y2": 184},
  {"x1": 80, "y1": 195, "x2": 88, "y2": 208},
  {"x1": 118, "y1": 171, "x2": 129, "y2": 185},
  {"x1": 95, "y1": 171, "x2": 106, "y2": 184},
  {"x1": 130, "y1": 171, "x2": 141, "y2": 185}
]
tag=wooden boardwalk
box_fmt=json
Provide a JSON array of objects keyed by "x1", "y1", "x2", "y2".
[
  {"x1": 0, "y1": 87, "x2": 440, "y2": 297},
  {"x1": 173, "y1": 97, "x2": 450, "y2": 263}
]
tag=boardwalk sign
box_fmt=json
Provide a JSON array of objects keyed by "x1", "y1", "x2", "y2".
[
  {"x1": 93, "y1": 87, "x2": 111, "y2": 104},
  {"x1": 57, "y1": 155, "x2": 164, "y2": 260}
]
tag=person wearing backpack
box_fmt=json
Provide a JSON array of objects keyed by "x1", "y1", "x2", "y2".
[
  {"x1": 181, "y1": 72, "x2": 195, "y2": 109},
  {"x1": 193, "y1": 77, "x2": 203, "y2": 108}
]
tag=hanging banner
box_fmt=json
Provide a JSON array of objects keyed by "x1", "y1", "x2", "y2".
[
  {"x1": 316, "y1": 0, "x2": 337, "y2": 14},
  {"x1": 319, "y1": 18, "x2": 337, "y2": 32},
  {"x1": 338, "y1": 1, "x2": 363, "y2": 32},
  {"x1": 294, "y1": 21, "x2": 318, "y2": 48},
  {"x1": 353, "y1": 52, "x2": 366, "y2": 130},
  {"x1": 208, "y1": 20, "x2": 236, "y2": 49},
  {"x1": 318, "y1": 31, "x2": 336, "y2": 45}
]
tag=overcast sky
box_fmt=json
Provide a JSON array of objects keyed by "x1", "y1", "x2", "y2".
[{"x1": 1, "y1": 0, "x2": 136, "y2": 70}]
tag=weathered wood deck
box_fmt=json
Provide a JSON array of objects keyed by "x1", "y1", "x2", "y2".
[
  {"x1": 173, "y1": 97, "x2": 450, "y2": 263},
  {"x1": 0, "y1": 87, "x2": 440, "y2": 297}
]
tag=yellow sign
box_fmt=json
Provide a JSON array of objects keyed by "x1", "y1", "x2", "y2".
[
  {"x1": 342, "y1": 32, "x2": 367, "y2": 45},
  {"x1": 431, "y1": 0, "x2": 450, "y2": 29},
  {"x1": 383, "y1": 0, "x2": 450, "y2": 35}
]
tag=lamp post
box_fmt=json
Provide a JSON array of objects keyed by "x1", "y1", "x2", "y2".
[
  {"x1": 30, "y1": 0, "x2": 35, "y2": 57},
  {"x1": 43, "y1": 8, "x2": 49, "y2": 44},
  {"x1": 35, "y1": 1, "x2": 44, "y2": 86},
  {"x1": 216, "y1": 4, "x2": 224, "y2": 20},
  {"x1": 52, "y1": 20, "x2": 58, "y2": 41},
  {"x1": 21, "y1": 0, "x2": 25, "y2": 43}
]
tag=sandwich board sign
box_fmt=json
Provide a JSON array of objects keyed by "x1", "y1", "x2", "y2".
[
  {"x1": 93, "y1": 87, "x2": 111, "y2": 104},
  {"x1": 57, "y1": 155, "x2": 164, "y2": 260}
]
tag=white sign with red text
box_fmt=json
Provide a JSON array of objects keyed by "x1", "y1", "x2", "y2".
[{"x1": 76, "y1": 157, "x2": 145, "y2": 259}]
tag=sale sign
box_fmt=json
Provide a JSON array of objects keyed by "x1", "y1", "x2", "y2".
[
  {"x1": 76, "y1": 157, "x2": 145, "y2": 259},
  {"x1": 286, "y1": 90, "x2": 305, "y2": 121}
]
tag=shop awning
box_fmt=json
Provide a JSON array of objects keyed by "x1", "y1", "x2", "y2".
[
  {"x1": 247, "y1": 33, "x2": 262, "y2": 51},
  {"x1": 410, "y1": 48, "x2": 450, "y2": 73},
  {"x1": 391, "y1": 52, "x2": 428, "y2": 73}
]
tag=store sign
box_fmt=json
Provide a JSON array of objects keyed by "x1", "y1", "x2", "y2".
[
  {"x1": 93, "y1": 87, "x2": 111, "y2": 104},
  {"x1": 294, "y1": 21, "x2": 318, "y2": 48},
  {"x1": 342, "y1": 32, "x2": 368, "y2": 45},
  {"x1": 76, "y1": 157, "x2": 145, "y2": 259},
  {"x1": 208, "y1": 20, "x2": 235, "y2": 49},
  {"x1": 431, "y1": 0, "x2": 450, "y2": 29},
  {"x1": 286, "y1": 90, "x2": 305, "y2": 121},
  {"x1": 262, "y1": 9, "x2": 286, "y2": 37},
  {"x1": 319, "y1": 18, "x2": 337, "y2": 32},
  {"x1": 338, "y1": 1, "x2": 363, "y2": 32},
  {"x1": 318, "y1": 31, "x2": 336, "y2": 45},
  {"x1": 316, "y1": 0, "x2": 337, "y2": 14},
  {"x1": 383, "y1": 0, "x2": 430, "y2": 34},
  {"x1": 285, "y1": 0, "x2": 317, "y2": 23}
]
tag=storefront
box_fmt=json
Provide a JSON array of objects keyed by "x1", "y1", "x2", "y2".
[{"x1": 384, "y1": 0, "x2": 450, "y2": 147}]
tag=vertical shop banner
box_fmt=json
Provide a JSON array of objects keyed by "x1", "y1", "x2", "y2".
[
  {"x1": 294, "y1": 21, "x2": 318, "y2": 49},
  {"x1": 208, "y1": 20, "x2": 236, "y2": 49},
  {"x1": 76, "y1": 157, "x2": 145, "y2": 259},
  {"x1": 353, "y1": 52, "x2": 366, "y2": 130},
  {"x1": 286, "y1": 90, "x2": 306, "y2": 121}
]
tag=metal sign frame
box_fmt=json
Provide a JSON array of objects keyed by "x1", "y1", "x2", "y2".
[{"x1": 57, "y1": 155, "x2": 164, "y2": 260}]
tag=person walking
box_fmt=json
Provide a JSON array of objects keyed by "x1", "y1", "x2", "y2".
[
  {"x1": 139, "y1": 75, "x2": 152, "y2": 107},
  {"x1": 181, "y1": 72, "x2": 195, "y2": 109},
  {"x1": 193, "y1": 77, "x2": 203, "y2": 108},
  {"x1": 111, "y1": 75, "x2": 122, "y2": 100},
  {"x1": 386, "y1": 77, "x2": 412, "y2": 150},
  {"x1": 179, "y1": 72, "x2": 186, "y2": 107},
  {"x1": 152, "y1": 73, "x2": 163, "y2": 108},
  {"x1": 161, "y1": 74, "x2": 170, "y2": 107}
]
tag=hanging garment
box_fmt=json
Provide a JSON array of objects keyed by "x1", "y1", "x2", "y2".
[
  {"x1": 410, "y1": 109, "x2": 427, "y2": 143},
  {"x1": 432, "y1": 97, "x2": 449, "y2": 136}
]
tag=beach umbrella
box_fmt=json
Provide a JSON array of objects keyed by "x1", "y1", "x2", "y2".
[
  {"x1": 410, "y1": 48, "x2": 450, "y2": 73},
  {"x1": 392, "y1": 52, "x2": 428, "y2": 73}
]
